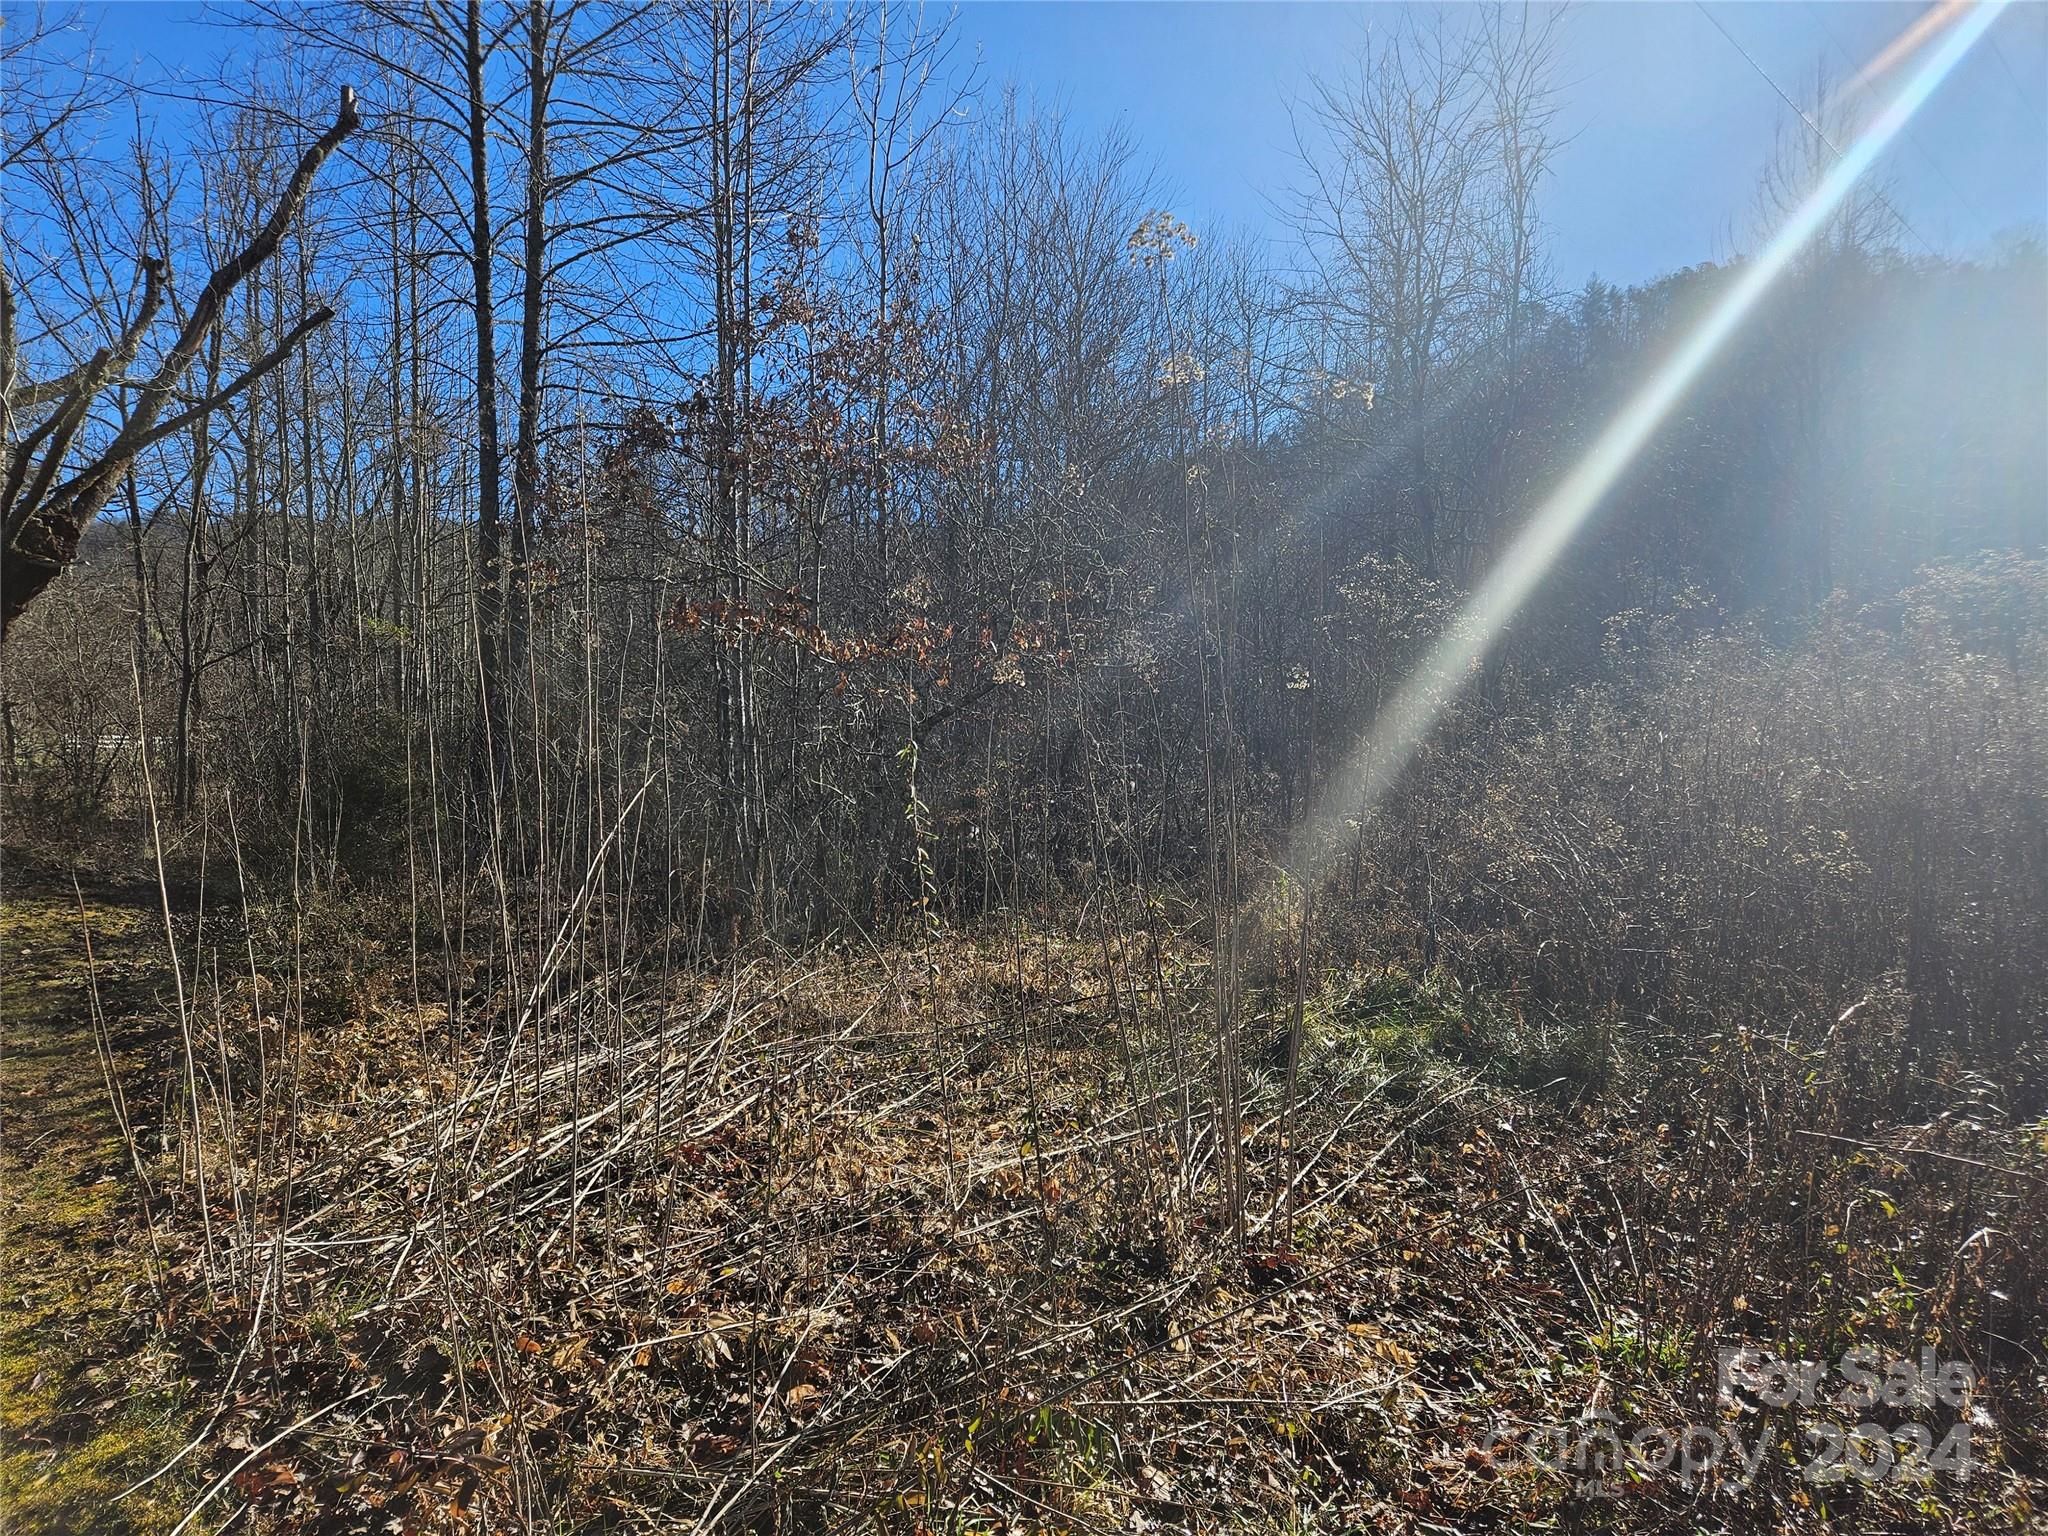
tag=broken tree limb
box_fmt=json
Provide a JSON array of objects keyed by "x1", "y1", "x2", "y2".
[{"x1": 0, "y1": 88, "x2": 358, "y2": 640}]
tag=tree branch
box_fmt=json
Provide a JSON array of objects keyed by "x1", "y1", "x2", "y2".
[{"x1": 2, "y1": 88, "x2": 358, "y2": 640}]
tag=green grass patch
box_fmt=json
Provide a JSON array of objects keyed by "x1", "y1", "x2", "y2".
[{"x1": 1, "y1": 888, "x2": 197, "y2": 1535}]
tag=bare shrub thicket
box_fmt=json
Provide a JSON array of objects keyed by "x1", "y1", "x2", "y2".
[
  {"x1": 1345, "y1": 555, "x2": 2047, "y2": 1090},
  {"x1": 76, "y1": 554, "x2": 2040, "y2": 1532}
]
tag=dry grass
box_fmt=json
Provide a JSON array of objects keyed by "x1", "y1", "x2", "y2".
[{"x1": 109, "y1": 901, "x2": 2046, "y2": 1534}]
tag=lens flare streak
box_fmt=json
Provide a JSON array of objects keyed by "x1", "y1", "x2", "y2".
[
  {"x1": 1848, "y1": 0, "x2": 1972, "y2": 97},
  {"x1": 1289, "y1": 0, "x2": 2009, "y2": 876}
]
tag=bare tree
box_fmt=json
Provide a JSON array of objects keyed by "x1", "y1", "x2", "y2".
[
  {"x1": 2, "y1": 1, "x2": 356, "y2": 638},
  {"x1": 1294, "y1": 18, "x2": 1489, "y2": 577},
  {"x1": 1, "y1": 8, "x2": 357, "y2": 638},
  {"x1": 1756, "y1": 58, "x2": 1904, "y2": 263}
]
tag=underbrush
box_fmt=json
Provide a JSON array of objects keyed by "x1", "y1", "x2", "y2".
[
  {"x1": 1327, "y1": 557, "x2": 2048, "y2": 1120},
  {"x1": 118, "y1": 897, "x2": 2045, "y2": 1534}
]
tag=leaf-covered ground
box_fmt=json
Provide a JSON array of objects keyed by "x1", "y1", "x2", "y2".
[{"x1": 86, "y1": 897, "x2": 2044, "y2": 1534}]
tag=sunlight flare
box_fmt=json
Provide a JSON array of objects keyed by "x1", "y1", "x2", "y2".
[
  {"x1": 1287, "y1": 0, "x2": 2010, "y2": 877},
  {"x1": 1847, "y1": 0, "x2": 1973, "y2": 97}
]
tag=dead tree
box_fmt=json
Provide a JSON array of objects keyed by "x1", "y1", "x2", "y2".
[{"x1": 1, "y1": 88, "x2": 359, "y2": 640}]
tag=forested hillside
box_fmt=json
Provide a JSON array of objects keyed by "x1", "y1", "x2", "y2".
[{"x1": 3, "y1": 3, "x2": 2044, "y2": 1533}]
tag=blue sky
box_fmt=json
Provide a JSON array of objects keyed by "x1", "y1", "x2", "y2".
[
  {"x1": 85, "y1": 1, "x2": 2048, "y2": 291},
  {"x1": 946, "y1": 1, "x2": 2048, "y2": 286}
]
